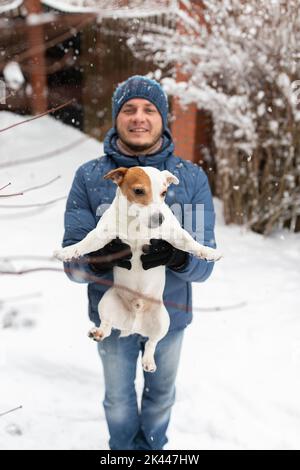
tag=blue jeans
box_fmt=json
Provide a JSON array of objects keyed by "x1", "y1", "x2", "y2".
[{"x1": 97, "y1": 328, "x2": 184, "y2": 450}]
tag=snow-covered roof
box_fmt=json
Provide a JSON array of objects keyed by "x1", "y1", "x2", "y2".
[
  {"x1": 0, "y1": 0, "x2": 176, "y2": 17},
  {"x1": 41, "y1": 0, "x2": 177, "y2": 17},
  {"x1": 0, "y1": 0, "x2": 23, "y2": 14}
]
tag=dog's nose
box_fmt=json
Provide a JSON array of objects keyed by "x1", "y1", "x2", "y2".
[{"x1": 148, "y1": 212, "x2": 165, "y2": 228}]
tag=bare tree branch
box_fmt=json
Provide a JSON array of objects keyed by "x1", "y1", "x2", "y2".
[
  {"x1": 0, "y1": 181, "x2": 23, "y2": 198},
  {"x1": 0, "y1": 406, "x2": 22, "y2": 418},
  {"x1": 0, "y1": 183, "x2": 12, "y2": 191},
  {"x1": 0, "y1": 99, "x2": 74, "y2": 133},
  {"x1": 0, "y1": 263, "x2": 246, "y2": 314},
  {"x1": 0, "y1": 178, "x2": 61, "y2": 198},
  {"x1": 0, "y1": 192, "x2": 23, "y2": 198},
  {"x1": 0, "y1": 195, "x2": 66, "y2": 209},
  {"x1": 0, "y1": 137, "x2": 89, "y2": 169},
  {"x1": 21, "y1": 176, "x2": 61, "y2": 194},
  {"x1": 0, "y1": 14, "x2": 96, "y2": 69},
  {"x1": 0, "y1": 255, "x2": 58, "y2": 262}
]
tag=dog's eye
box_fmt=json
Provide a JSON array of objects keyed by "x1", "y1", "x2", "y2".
[
  {"x1": 133, "y1": 188, "x2": 145, "y2": 196},
  {"x1": 161, "y1": 191, "x2": 167, "y2": 197}
]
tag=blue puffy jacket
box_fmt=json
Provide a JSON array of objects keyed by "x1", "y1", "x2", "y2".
[{"x1": 62, "y1": 128, "x2": 216, "y2": 331}]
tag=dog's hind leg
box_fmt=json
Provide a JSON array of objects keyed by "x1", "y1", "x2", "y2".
[
  {"x1": 87, "y1": 288, "x2": 132, "y2": 342},
  {"x1": 140, "y1": 305, "x2": 170, "y2": 373},
  {"x1": 142, "y1": 340, "x2": 158, "y2": 373},
  {"x1": 88, "y1": 292, "x2": 115, "y2": 342}
]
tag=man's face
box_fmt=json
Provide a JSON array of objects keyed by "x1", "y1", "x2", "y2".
[{"x1": 116, "y1": 98, "x2": 163, "y2": 153}]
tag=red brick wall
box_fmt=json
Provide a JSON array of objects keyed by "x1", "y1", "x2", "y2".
[
  {"x1": 171, "y1": 97, "x2": 198, "y2": 162},
  {"x1": 171, "y1": 0, "x2": 208, "y2": 164}
]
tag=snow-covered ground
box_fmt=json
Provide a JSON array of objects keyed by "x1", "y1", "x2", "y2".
[{"x1": 0, "y1": 112, "x2": 299, "y2": 450}]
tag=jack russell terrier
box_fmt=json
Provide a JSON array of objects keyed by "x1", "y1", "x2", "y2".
[{"x1": 54, "y1": 166, "x2": 221, "y2": 372}]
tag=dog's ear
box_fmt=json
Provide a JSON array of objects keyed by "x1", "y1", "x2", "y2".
[
  {"x1": 162, "y1": 170, "x2": 179, "y2": 186},
  {"x1": 104, "y1": 167, "x2": 128, "y2": 185}
]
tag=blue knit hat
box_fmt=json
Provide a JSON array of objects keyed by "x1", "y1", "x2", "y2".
[{"x1": 112, "y1": 75, "x2": 169, "y2": 129}]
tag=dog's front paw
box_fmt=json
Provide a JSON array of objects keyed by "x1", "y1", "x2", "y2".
[
  {"x1": 88, "y1": 327, "x2": 106, "y2": 342},
  {"x1": 142, "y1": 357, "x2": 157, "y2": 373},
  {"x1": 196, "y1": 246, "x2": 222, "y2": 262},
  {"x1": 53, "y1": 246, "x2": 81, "y2": 261}
]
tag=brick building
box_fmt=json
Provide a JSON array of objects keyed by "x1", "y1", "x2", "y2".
[{"x1": 0, "y1": 0, "x2": 212, "y2": 168}]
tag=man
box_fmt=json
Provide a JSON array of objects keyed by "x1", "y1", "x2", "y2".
[{"x1": 63, "y1": 75, "x2": 216, "y2": 450}]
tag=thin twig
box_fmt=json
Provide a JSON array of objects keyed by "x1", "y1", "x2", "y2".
[
  {"x1": 0, "y1": 195, "x2": 66, "y2": 209},
  {"x1": 0, "y1": 264, "x2": 247, "y2": 314},
  {"x1": 0, "y1": 181, "x2": 23, "y2": 198},
  {"x1": 0, "y1": 15, "x2": 96, "y2": 71},
  {"x1": 0, "y1": 99, "x2": 74, "y2": 133},
  {"x1": 0, "y1": 255, "x2": 58, "y2": 262},
  {"x1": 0, "y1": 183, "x2": 11, "y2": 191},
  {"x1": 21, "y1": 176, "x2": 61, "y2": 194},
  {"x1": 11, "y1": 15, "x2": 95, "y2": 67},
  {"x1": 0, "y1": 406, "x2": 22, "y2": 418},
  {"x1": 0, "y1": 192, "x2": 23, "y2": 198},
  {"x1": 198, "y1": 301, "x2": 248, "y2": 312},
  {"x1": 0, "y1": 137, "x2": 88, "y2": 169},
  {"x1": 0, "y1": 267, "x2": 63, "y2": 275},
  {"x1": 0, "y1": 176, "x2": 61, "y2": 199}
]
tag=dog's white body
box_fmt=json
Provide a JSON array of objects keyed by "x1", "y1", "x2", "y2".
[{"x1": 54, "y1": 166, "x2": 221, "y2": 372}]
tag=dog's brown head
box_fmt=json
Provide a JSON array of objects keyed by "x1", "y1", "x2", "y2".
[{"x1": 104, "y1": 166, "x2": 179, "y2": 228}]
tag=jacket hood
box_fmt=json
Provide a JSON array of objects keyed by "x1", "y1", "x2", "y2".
[{"x1": 103, "y1": 127, "x2": 175, "y2": 168}]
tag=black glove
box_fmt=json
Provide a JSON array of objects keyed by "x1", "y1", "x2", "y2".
[
  {"x1": 141, "y1": 239, "x2": 189, "y2": 271},
  {"x1": 87, "y1": 237, "x2": 132, "y2": 272}
]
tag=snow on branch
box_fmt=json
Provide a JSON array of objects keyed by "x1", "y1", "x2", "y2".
[
  {"x1": 128, "y1": 0, "x2": 300, "y2": 234},
  {"x1": 41, "y1": 0, "x2": 176, "y2": 17},
  {"x1": 0, "y1": 0, "x2": 22, "y2": 14}
]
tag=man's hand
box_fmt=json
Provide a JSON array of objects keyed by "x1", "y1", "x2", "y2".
[
  {"x1": 87, "y1": 237, "x2": 132, "y2": 272},
  {"x1": 141, "y1": 239, "x2": 189, "y2": 271}
]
